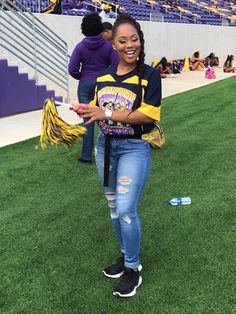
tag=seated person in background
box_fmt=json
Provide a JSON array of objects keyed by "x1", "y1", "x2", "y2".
[
  {"x1": 41, "y1": 0, "x2": 62, "y2": 14},
  {"x1": 154, "y1": 57, "x2": 172, "y2": 78},
  {"x1": 68, "y1": 0, "x2": 84, "y2": 9},
  {"x1": 223, "y1": 55, "x2": 236, "y2": 73},
  {"x1": 99, "y1": 4, "x2": 111, "y2": 18},
  {"x1": 189, "y1": 51, "x2": 205, "y2": 71},
  {"x1": 99, "y1": 3, "x2": 117, "y2": 19},
  {"x1": 102, "y1": 22, "x2": 113, "y2": 41},
  {"x1": 204, "y1": 53, "x2": 219, "y2": 67}
]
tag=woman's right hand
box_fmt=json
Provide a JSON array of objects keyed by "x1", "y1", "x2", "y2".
[{"x1": 70, "y1": 103, "x2": 87, "y2": 117}]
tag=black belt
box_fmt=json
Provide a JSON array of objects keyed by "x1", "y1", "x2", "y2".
[{"x1": 103, "y1": 134, "x2": 142, "y2": 187}]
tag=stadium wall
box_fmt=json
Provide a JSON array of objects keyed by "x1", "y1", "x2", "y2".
[{"x1": 36, "y1": 14, "x2": 236, "y2": 64}]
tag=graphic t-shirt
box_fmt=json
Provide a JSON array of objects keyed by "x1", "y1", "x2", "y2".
[{"x1": 90, "y1": 64, "x2": 162, "y2": 137}]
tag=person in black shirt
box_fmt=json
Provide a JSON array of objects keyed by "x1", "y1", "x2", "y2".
[{"x1": 71, "y1": 14, "x2": 161, "y2": 298}]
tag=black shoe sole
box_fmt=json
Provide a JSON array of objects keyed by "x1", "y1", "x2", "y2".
[
  {"x1": 103, "y1": 265, "x2": 142, "y2": 279},
  {"x1": 113, "y1": 276, "x2": 142, "y2": 298}
]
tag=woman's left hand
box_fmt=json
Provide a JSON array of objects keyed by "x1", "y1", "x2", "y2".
[{"x1": 71, "y1": 103, "x2": 106, "y2": 125}]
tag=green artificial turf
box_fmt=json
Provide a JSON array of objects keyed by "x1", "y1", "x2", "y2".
[{"x1": 0, "y1": 77, "x2": 235, "y2": 314}]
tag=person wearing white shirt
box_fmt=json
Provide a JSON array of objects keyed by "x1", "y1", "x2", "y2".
[{"x1": 99, "y1": 4, "x2": 117, "y2": 19}]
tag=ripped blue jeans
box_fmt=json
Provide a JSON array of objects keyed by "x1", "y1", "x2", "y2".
[{"x1": 95, "y1": 133, "x2": 151, "y2": 269}]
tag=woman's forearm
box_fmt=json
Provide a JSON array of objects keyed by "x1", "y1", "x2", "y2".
[
  {"x1": 71, "y1": 104, "x2": 154, "y2": 125},
  {"x1": 111, "y1": 110, "x2": 154, "y2": 125}
]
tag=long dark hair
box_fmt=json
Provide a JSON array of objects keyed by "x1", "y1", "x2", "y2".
[
  {"x1": 156, "y1": 57, "x2": 168, "y2": 70},
  {"x1": 112, "y1": 14, "x2": 145, "y2": 103},
  {"x1": 224, "y1": 55, "x2": 234, "y2": 67},
  {"x1": 207, "y1": 52, "x2": 215, "y2": 59}
]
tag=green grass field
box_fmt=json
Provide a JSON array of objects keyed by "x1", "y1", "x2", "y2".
[{"x1": 0, "y1": 77, "x2": 235, "y2": 314}]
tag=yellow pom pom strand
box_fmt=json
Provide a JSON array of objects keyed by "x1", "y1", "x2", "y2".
[{"x1": 39, "y1": 98, "x2": 87, "y2": 149}]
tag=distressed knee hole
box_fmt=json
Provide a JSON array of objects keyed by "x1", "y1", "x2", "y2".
[
  {"x1": 108, "y1": 202, "x2": 116, "y2": 209},
  {"x1": 117, "y1": 185, "x2": 129, "y2": 194},
  {"x1": 110, "y1": 212, "x2": 119, "y2": 219},
  {"x1": 122, "y1": 215, "x2": 131, "y2": 224},
  {"x1": 105, "y1": 193, "x2": 116, "y2": 201},
  {"x1": 118, "y1": 176, "x2": 132, "y2": 185}
]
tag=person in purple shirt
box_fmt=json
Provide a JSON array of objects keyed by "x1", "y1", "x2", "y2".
[{"x1": 69, "y1": 12, "x2": 118, "y2": 164}]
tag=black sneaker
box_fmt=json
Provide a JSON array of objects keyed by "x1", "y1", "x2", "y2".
[
  {"x1": 103, "y1": 256, "x2": 125, "y2": 278},
  {"x1": 113, "y1": 267, "x2": 142, "y2": 298}
]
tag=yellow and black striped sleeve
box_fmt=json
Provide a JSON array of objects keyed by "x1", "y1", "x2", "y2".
[{"x1": 137, "y1": 69, "x2": 162, "y2": 122}]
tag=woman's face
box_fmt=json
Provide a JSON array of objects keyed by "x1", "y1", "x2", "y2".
[{"x1": 113, "y1": 23, "x2": 141, "y2": 66}]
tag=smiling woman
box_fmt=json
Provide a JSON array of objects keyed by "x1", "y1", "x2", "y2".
[
  {"x1": 113, "y1": 24, "x2": 141, "y2": 69},
  {"x1": 71, "y1": 13, "x2": 162, "y2": 298}
]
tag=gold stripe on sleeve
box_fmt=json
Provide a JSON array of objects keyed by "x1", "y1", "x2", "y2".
[{"x1": 137, "y1": 102, "x2": 161, "y2": 121}]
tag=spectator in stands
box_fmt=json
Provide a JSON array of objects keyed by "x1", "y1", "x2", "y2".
[
  {"x1": 189, "y1": 51, "x2": 205, "y2": 71},
  {"x1": 71, "y1": 13, "x2": 161, "y2": 298},
  {"x1": 68, "y1": 12, "x2": 119, "y2": 163},
  {"x1": 204, "y1": 53, "x2": 219, "y2": 67},
  {"x1": 102, "y1": 22, "x2": 113, "y2": 41},
  {"x1": 41, "y1": 0, "x2": 62, "y2": 14},
  {"x1": 68, "y1": 0, "x2": 84, "y2": 9},
  {"x1": 223, "y1": 55, "x2": 236, "y2": 72},
  {"x1": 99, "y1": 4, "x2": 117, "y2": 19},
  {"x1": 99, "y1": 4, "x2": 110, "y2": 18},
  {"x1": 154, "y1": 57, "x2": 172, "y2": 78}
]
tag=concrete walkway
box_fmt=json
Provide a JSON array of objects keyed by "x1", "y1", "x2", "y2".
[{"x1": 0, "y1": 67, "x2": 235, "y2": 148}]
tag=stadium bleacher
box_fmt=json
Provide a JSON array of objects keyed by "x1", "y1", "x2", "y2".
[{"x1": 17, "y1": 0, "x2": 236, "y2": 26}]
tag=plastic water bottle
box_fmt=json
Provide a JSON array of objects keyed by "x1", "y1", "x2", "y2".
[{"x1": 167, "y1": 197, "x2": 191, "y2": 206}]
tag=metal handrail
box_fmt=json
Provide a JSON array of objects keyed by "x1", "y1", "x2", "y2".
[
  {"x1": 0, "y1": 14, "x2": 68, "y2": 75},
  {"x1": 0, "y1": 0, "x2": 69, "y2": 101},
  {"x1": 9, "y1": 0, "x2": 67, "y2": 44}
]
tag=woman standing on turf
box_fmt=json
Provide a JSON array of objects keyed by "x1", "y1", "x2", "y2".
[{"x1": 72, "y1": 14, "x2": 161, "y2": 298}]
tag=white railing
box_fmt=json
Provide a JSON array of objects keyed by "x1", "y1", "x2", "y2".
[{"x1": 0, "y1": 0, "x2": 69, "y2": 100}]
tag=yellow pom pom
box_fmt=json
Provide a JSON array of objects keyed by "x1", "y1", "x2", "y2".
[{"x1": 38, "y1": 98, "x2": 87, "y2": 149}]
